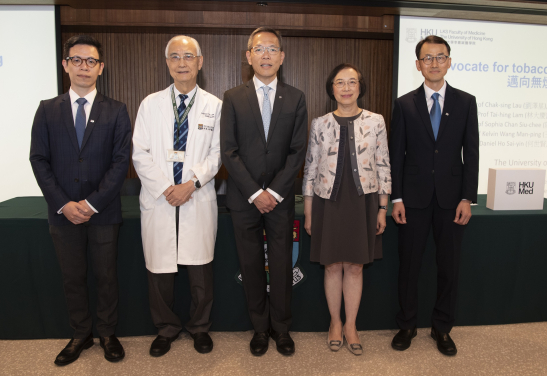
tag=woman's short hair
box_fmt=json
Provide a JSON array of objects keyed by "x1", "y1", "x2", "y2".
[{"x1": 325, "y1": 63, "x2": 366, "y2": 101}]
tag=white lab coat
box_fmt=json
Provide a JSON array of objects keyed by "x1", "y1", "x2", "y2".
[{"x1": 132, "y1": 85, "x2": 222, "y2": 273}]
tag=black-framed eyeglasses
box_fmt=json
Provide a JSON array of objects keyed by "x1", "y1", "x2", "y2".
[
  {"x1": 66, "y1": 56, "x2": 101, "y2": 68},
  {"x1": 419, "y1": 55, "x2": 449, "y2": 65},
  {"x1": 251, "y1": 46, "x2": 281, "y2": 55},
  {"x1": 169, "y1": 54, "x2": 200, "y2": 63},
  {"x1": 333, "y1": 79, "x2": 359, "y2": 88}
]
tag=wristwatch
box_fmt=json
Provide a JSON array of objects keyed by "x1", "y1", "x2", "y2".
[
  {"x1": 378, "y1": 205, "x2": 387, "y2": 211},
  {"x1": 191, "y1": 177, "x2": 201, "y2": 189}
]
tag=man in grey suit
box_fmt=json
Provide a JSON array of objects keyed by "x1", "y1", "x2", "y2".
[
  {"x1": 30, "y1": 35, "x2": 131, "y2": 366},
  {"x1": 220, "y1": 27, "x2": 308, "y2": 356}
]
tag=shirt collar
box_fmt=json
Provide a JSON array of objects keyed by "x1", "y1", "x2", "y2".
[
  {"x1": 173, "y1": 84, "x2": 198, "y2": 100},
  {"x1": 69, "y1": 87, "x2": 97, "y2": 105},
  {"x1": 423, "y1": 80, "x2": 447, "y2": 100},
  {"x1": 253, "y1": 75, "x2": 277, "y2": 92}
]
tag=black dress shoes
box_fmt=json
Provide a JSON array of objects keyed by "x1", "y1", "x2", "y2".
[
  {"x1": 250, "y1": 331, "x2": 270, "y2": 356},
  {"x1": 391, "y1": 327, "x2": 417, "y2": 351},
  {"x1": 270, "y1": 329, "x2": 295, "y2": 356},
  {"x1": 431, "y1": 327, "x2": 457, "y2": 356},
  {"x1": 150, "y1": 334, "x2": 179, "y2": 357},
  {"x1": 100, "y1": 335, "x2": 125, "y2": 362},
  {"x1": 190, "y1": 332, "x2": 213, "y2": 354},
  {"x1": 54, "y1": 333, "x2": 94, "y2": 366}
]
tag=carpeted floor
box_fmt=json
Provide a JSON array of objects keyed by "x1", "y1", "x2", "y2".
[{"x1": 1, "y1": 322, "x2": 546, "y2": 376}]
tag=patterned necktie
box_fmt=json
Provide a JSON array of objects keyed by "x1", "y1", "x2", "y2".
[
  {"x1": 430, "y1": 92, "x2": 441, "y2": 140},
  {"x1": 75, "y1": 98, "x2": 87, "y2": 149},
  {"x1": 262, "y1": 86, "x2": 271, "y2": 141},
  {"x1": 173, "y1": 94, "x2": 188, "y2": 185}
]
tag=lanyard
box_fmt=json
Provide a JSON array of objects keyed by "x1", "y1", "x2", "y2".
[{"x1": 171, "y1": 86, "x2": 197, "y2": 144}]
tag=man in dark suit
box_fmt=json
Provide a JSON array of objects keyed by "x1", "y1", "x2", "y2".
[
  {"x1": 30, "y1": 35, "x2": 131, "y2": 365},
  {"x1": 220, "y1": 27, "x2": 307, "y2": 356},
  {"x1": 389, "y1": 35, "x2": 479, "y2": 356}
]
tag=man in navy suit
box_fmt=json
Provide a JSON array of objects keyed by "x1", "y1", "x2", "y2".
[
  {"x1": 30, "y1": 35, "x2": 131, "y2": 366},
  {"x1": 389, "y1": 35, "x2": 479, "y2": 356}
]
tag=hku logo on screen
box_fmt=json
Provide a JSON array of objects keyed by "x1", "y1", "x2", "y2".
[{"x1": 406, "y1": 28, "x2": 418, "y2": 43}]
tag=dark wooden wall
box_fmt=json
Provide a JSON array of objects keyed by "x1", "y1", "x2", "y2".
[{"x1": 61, "y1": 8, "x2": 393, "y2": 179}]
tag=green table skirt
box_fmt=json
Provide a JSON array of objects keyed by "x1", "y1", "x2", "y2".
[{"x1": 1, "y1": 195, "x2": 546, "y2": 339}]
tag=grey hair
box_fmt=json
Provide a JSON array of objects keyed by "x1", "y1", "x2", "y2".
[
  {"x1": 165, "y1": 35, "x2": 202, "y2": 58},
  {"x1": 247, "y1": 27, "x2": 283, "y2": 51}
]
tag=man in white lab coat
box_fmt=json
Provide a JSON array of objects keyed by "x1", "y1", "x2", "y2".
[{"x1": 132, "y1": 35, "x2": 222, "y2": 356}]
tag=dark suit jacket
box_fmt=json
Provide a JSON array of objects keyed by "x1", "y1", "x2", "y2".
[
  {"x1": 220, "y1": 80, "x2": 308, "y2": 211},
  {"x1": 389, "y1": 83, "x2": 479, "y2": 209},
  {"x1": 30, "y1": 91, "x2": 132, "y2": 226}
]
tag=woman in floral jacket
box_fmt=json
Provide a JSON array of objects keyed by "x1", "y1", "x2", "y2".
[{"x1": 302, "y1": 63, "x2": 391, "y2": 355}]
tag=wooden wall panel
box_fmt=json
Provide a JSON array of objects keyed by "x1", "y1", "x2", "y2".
[{"x1": 61, "y1": 31, "x2": 392, "y2": 179}]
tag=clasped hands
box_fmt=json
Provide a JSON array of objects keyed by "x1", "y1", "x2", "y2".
[
  {"x1": 254, "y1": 190, "x2": 277, "y2": 214},
  {"x1": 62, "y1": 200, "x2": 95, "y2": 225},
  {"x1": 163, "y1": 180, "x2": 195, "y2": 206}
]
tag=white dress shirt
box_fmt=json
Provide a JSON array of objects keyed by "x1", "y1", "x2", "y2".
[
  {"x1": 392, "y1": 81, "x2": 468, "y2": 204},
  {"x1": 249, "y1": 75, "x2": 283, "y2": 204},
  {"x1": 173, "y1": 84, "x2": 197, "y2": 108},
  {"x1": 58, "y1": 88, "x2": 99, "y2": 214}
]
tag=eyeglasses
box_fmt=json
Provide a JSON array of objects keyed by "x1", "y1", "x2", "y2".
[
  {"x1": 419, "y1": 55, "x2": 449, "y2": 65},
  {"x1": 169, "y1": 54, "x2": 200, "y2": 63},
  {"x1": 333, "y1": 79, "x2": 359, "y2": 89},
  {"x1": 66, "y1": 56, "x2": 101, "y2": 68},
  {"x1": 251, "y1": 46, "x2": 281, "y2": 55}
]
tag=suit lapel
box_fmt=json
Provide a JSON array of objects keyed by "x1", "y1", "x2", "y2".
[
  {"x1": 436, "y1": 83, "x2": 455, "y2": 142},
  {"x1": 61, "y1": 92, "x2": 80, "y2": 153},
  {"x1": 80, "y1": 92, "x2": 103, "y2": 151},
  {"x1": 245, "y1": 81, "x2": 267, "y2": 145},
  {"x1": 266, "y1": 81, "x2": 286, "y2": 145},
  {"x1": 413, "y1": 85, "x2": 435, "y2": 142}
]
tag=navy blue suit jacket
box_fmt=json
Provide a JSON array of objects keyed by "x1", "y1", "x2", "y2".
[
  {"x1": 389, "y1": 83, "x2": 479, "y2": 209},
  {"x1": 30, "y1": 91, "x2": 132, "y2": 226}
]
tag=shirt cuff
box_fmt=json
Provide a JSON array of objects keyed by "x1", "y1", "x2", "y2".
[
  {"x1": 248, "y1": 189, "x2": 263, "y2": 204},
  {"x1": 392, "y1": 198, "x2": 403, "y2": 203},
  {"x1": 266, "y1": 188, "x2": 283, "y2": 203},
  {"x1": 57, "y1": 204, "x2": 67, "y2": 214},
  {"x1": 85, "y1": 200, "x2": 99, "y2": 213}
]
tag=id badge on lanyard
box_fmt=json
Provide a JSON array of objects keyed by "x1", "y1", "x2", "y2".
[{"x1": 167, "y1": 86, "x2": 196, "y2": 163}]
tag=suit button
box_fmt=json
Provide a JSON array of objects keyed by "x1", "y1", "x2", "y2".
[
  {"x1": 435, "y1": 150, "x2": 438, "y2": 154},
  {"x1": 79, "y1": 158, "x2": 83, "y2": 162},
  {"x1": 74, "y1": 178, "x2": 79, "y2": 182},
  {"x1": 352, "y1": 153, "x2": 355, "y2": 156},
  {"x1": 350, "y1": 136, "x2": 354, "y2": 140},
  {"x1": 261, "y1": 172, "x2": 265, "y2": 176},
  {"x1": 266, "y1": 150, "x2": 270, "y2": 154},
  {"x1": 432, "y1": 170, "x2": 435, "y2": 174},
  {"x1": 354, "y1": 169, "x2": 357, "y2": 172}
]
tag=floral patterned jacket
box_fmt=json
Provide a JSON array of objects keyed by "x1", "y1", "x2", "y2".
[{"x1": 302, "y1": 111, "x2": 391, "y2": 199}]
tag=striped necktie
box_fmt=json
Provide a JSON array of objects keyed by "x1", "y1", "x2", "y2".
[{"x1": 173, "y1": 94, "x2": 188, "y2": 185}]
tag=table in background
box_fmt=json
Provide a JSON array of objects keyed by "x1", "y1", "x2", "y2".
[{"x1": 1, "y1": 195, "x2": 546, "y2": 339}]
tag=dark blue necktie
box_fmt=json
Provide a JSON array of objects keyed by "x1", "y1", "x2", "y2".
[
  {"x1": 173, "y1": 94, "x2": 188, "y2": 185},
  {"x1": 75, "y1": 98, "x2": 87, "y2": 149},
  {"x1": 430, "y1": 92, "x2": 441, "y2": 140}
]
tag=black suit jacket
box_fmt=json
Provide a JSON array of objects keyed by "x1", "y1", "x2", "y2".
[
  {"x1": 389, "y1": 83, "x2": 479, "y2": 209},
  {"x1": 220, "y1": 80, "x2": 308, "y2": 211},
  {"x1": 30, "y1": 91, "x2": 132, "y2": 226}
]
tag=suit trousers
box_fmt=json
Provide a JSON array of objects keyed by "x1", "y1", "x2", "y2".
[
  {"x1": 230, "y1": 205, "x2": 294, "y2": 333},
  {"x1": 147, "y1": 205, "x2": 214, "y2": 337},
  {"x1": 396, "y1": 192, "x2": 465, "y2": 333},
  {"x1": 147, "y1": 264, "x2": 213, "y2": 337},
  {"x1": 49, "y1": 223, "x2": 120, "y2": 339}
]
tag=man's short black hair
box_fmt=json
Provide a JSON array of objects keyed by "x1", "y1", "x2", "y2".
[
  {"x1": 415, "y1": 35, "x2": 451, "y2": 59},
  {"x1": 247, "y1": 27, "x2": 283, "y2": 51},
  {"x1": 325, "y1": 63, "x2": 366, "y2": 101},
  {"x1": 63, "y1": 35, "x2": 103, "y2": 61}
]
